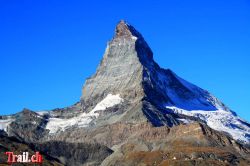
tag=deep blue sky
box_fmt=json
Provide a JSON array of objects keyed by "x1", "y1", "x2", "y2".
[{"x1": 0, "y1": 0, "x2": 249, "y2": 121}]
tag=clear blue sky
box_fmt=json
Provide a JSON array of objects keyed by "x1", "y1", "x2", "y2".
[{"x1": 0, "y1": 1, "x2": 249, "y2": 121}]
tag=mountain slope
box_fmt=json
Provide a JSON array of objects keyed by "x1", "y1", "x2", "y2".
[
  {"x1": 100, "y1": 122, "x2": 250, "y2": 166},
  {"x1": 80, "y1": 20, "x2": 250, "y2": 144}
]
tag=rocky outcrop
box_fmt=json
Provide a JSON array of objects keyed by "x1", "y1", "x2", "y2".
[{"x1": 7, "y1": 109, "x2": 49, "y2": 143}]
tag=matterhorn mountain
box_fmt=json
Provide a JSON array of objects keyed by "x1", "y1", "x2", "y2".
[{"x1": 1, "y1": 20, "x2": 250, "y2": 165}]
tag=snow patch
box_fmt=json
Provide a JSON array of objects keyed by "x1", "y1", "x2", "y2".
[
  {"x1": 46, "y1": 94, "x2": 123, "y2": 134},
  {"x1": 0, "y1": 118, "x2": 14, "y2": 132},
  {"x1": 178, "y1": 118, "x2": 192, "y2": 124},
  {"x1": 36, "y1": 111, "x2": 49, "y2": 116},
  {"x1": 131, "y1": 36, "x2": 138, "y2": 40},
  {"x1": 166, "y1": 106, "x2": 250, "y2": 143},
  {"x1": 156, "y1": 69, "x2": 250, "y2": 143},
  {"x1": 90, "y1": 94, "x2": 124, "y2": 116}
]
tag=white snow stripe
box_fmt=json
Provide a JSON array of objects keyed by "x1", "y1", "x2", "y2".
[{"x1": 46, "y1": 94, "x2": 123, "y2": 134}]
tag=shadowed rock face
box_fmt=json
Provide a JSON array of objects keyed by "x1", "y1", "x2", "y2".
[
  {"x1": 33, "y1": 141, "x2": 113, "y2": 166},
  {"x1": 0, "y1": 131, "x2": 112, "y2": 166},
  {"x1": 1, "y1": 20, "x2": 250, "y2": 165}
]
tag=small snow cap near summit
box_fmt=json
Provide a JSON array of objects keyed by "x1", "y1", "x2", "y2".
[{"x1": 114, "y1": 20, "x2": 142, "y2": 39}]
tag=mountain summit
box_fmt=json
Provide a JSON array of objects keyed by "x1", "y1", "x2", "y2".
[
  {"x1": 81, "y1": 20, "x2": 153, "y2": 107},
  {"x1": 1, "y1": 20, "x2": 250, "y2": 165},
  {"x1": 79, "y1": 20, "x2": 250, "y2": 143},
  {"x1": 115, "y1": 20, "x2": 141, "y2": 38}
]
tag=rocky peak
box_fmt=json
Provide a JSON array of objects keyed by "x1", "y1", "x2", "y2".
[
  {"x1": 80, "y1": 20, "x2": 202, "y2": 109},
  {"x1": 81, "y1": 20, "x2": 155, "y2": 107},
  {"x1": 114, "y1": 20, "x2": 142, "y2": 39},
  {"x1": 115, "y1": 20, "x2": 132, "y2": 38},
  {"x1": 79, "y1": 21, "x2": 250, "y2": 145}
]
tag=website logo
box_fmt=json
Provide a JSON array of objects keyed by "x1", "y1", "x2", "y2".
[{"x1": 5, "y1": 152, "x2": 43, "y2": 164}]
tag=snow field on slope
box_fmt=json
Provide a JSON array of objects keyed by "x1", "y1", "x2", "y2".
[
  {"x1": 166, "y1": 106, "x2": 250, "y2": 143},
  {"x1": 46, "y1": 94, "x2": 123, "y2": 134}
]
